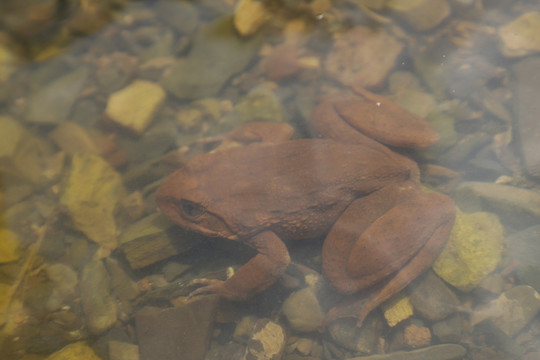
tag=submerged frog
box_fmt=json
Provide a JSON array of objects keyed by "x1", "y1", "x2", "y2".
[{"x1": 156, "y1": 88, "x2": 456, "y2": 326}]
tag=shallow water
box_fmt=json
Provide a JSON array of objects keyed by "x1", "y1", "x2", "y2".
[{"x1": 1, "y1": 1, "x2": 540, "y2": 359}]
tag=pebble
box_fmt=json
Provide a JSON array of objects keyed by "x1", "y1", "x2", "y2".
[
  {"x1": 233, "y1": 316, "x2": 258, "y2": 343},
  {"x1": 471, "y1": 285, "x2": 540, "y2": 337},
  {"x1": 25, "y1": 67, "x2": 89, "y2": 124},
  {"x1": 381, "y1": 293, "x2": 414, "y2": 327},
  {"x1": 401, "y1": 323, "x2": 432, "y2": 349},
  {"x1": 281, "y1": 287, "x2": 325, "y2": 332},
  {"x1": 454, "y1": 181, "x2": 540, "y2": 229},
  {"x1": 328, "y1": 317, "x2": 381, "y2": 354},
  {"x1": 45, "y1": 263, "x2": 78, "y2": 311},
  {"x1": 513, "y1": 57, "x2": 540, "y2": 178},
  {"x1": 154, "y1": 0, "x2": 198, "y2": 35},
  {"x1": 135, "y1": 296, "x2": 219, "y2": 360},
  {"x1": 60, "y1": 153, "x2": 125, "y2": 250},
  {"x1": 433, "y1": 210, "x2": 504, "y2": 292},
  {"x1": 80, "y1": 260, "x2": 118, "y2": 335},
  {"x1": 108, "y1": 341, "x2": 139, "y2": 360},
  {"x1": 432, "y1": 314, "x2": 463, "y2": 343},
  {"x1": 234, "y1": 0, "x2": 272, "y2": 36},
  {"x1": 498, "y1": 12, "x2": 540, "y2": 57},
  {"x1": 347, "y1": 343, "x2": 466, "y2": 360},
  {"x1": 386, "y1": 0, "x2": 451, "y2": 31},
  {"x1": 409, "y1": 271, "x2": 459, "y2": 322},
  {"x1": 242, "y1": 319, "x2": 286, "y2": 360},
  {"x1": 105, "y1": 80, "x2": 166, "y2": 135},
  {"x1": 105, "y1": 258, "x2": 141, "y2": 301},
  {"x1": 234, "y1": 85, "x2": 286, "y2": 123},
  {"x1": 44, "y1": 342, "x2": 101, "y2": 360}
]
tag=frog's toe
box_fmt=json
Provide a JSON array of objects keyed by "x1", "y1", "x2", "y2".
[{"x1": 188, "y1": 279, "x2": 225, "y2": 299}]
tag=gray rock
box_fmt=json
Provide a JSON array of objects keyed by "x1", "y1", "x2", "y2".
[
  {"x1": 432, "y1": 314, "x2": 463, "y2": 343},
  {"x1": 471, "y1": 285, "x2": 540, "y2": 336},
  {"x1": 105, "y1": 258, "x2": 141, "y2": 301},
  {"x1": 282, "y1": 287, "x2": 325, "y2": 332},
  {"x1": 80, "y1": 260, "x2": 118, "y2": 335},
  {"x1": 135, "y1": 296, "x2": 218, "y2": 360},
  {"x1": 162, "y1": 16, "x2": 260, "y2": 99},
  {"x1": 154, "y1": 0, "x2": 199, "y2": 35},
  {"x1": 409, "y1": 271, "x2": 460, "y2": 322},
  {"x1": 347, "y1": 344, "x2": 466, "y2": 360},
  {"x1": 455, "y1": 181, "x2": 540, "y2": 229},
  {"x1": 109, "y1": 341, "x2": 139, "y2": 360},
  {"x1": 328, "y1": 316, "x2": 381, "y2": 354},
  {"x1": 45, "y1": 263, "x2": 78, "y2": 311},
  {"x1": 25, "y1": 67, "x2": 89, "y2": 124},
  {"x1": 513, "y1": 57, "x2": 540, "y2": 178}
]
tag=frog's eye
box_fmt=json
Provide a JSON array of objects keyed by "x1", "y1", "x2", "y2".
[{"x1": 180, "y1": 199, "x2": 205, "y2": 219}]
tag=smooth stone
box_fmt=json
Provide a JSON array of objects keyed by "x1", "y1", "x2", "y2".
[
  {"x1": 282, "y1": 287, "x2": 325, "y2": 332},
  {"x1": 60, "y1": 153, "x2": 125, "y2": 250},
  {"x1": 386, "y1": 0, "x2": 451, "y2": 31},
  {"x1": 433, "y1": 210, "x2": 504, "y2": 292},
  {"x1": 348, "y1": 344, "x2": 466, "y2": 360},
  {"x1": 409, "y1": 271, "x2": 459, "y2": 322},
  {"x1": 105, "y1": 258, "x2": 141, "y2": 301},
  {"x1": 44, "y1": 342, "x2": 101, "y2": 360},
  {"x1": 25, "y1": 67, "x2": 89, "y2": 124},
  {"x1": 49, "y1": 122, "x2": 100, "y2": 155},
  {"x1": 432, "y1": 314, "x2": 463, "y2": 343},
  {"x1": 234, "y1": 85, "x2": 285, "y2": 123},
  {"x1": 233, "y1": 316, "x2": 258, "y2": 343},
  {"x1": 471, "y1": 285, "x2": 540, "y2": 337},
  {"x1": 162, "y1": 17, "x2": 260, "y2": 99},
  {"x1": 0, "y1": 229, "x2": 21, "y2": 263},
  {"x1": 454, "y1": 181, "x2": 540, "y2": 229},
  {"x1": 325, "y1": 26, "x2": 403, "y2": 89},
  {"x1": 80, "y1": 260, "x2": 117, "y2": 335},
  {"x1": 108, "y1": 341, "x2": 139, "y2": 360},
  {"x1": 135, "y1": 296, "x2": 218, "y2": 360},
  {"x1": 45, "y1": 263, "x2": 78, "y2": 311},
  {"x1": 105, "y1": 80, "x2": 166, "y2": 135},
  {"x1": 513, "y1": 57, "x2": 540, "y2": 178},
  {"x1": 499, "y1": 12, "x2": 540, "y2": 57},
  {"x1": 242, "y1": 319, "x2": 286, "y2": 360},
  {"x1": 234, "y1": 0, "x2": 272, "y2": 36}
]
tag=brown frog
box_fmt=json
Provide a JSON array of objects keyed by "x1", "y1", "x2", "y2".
[{"x1": 155, "y1": 88, "x2": 456, "y2": 326}]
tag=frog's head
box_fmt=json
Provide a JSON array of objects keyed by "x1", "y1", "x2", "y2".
[{"x1": 155, "y1": 168, "x2": 239, "y2": 241}]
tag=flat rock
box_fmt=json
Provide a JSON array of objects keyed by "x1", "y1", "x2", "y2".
[
  {"x1": 455, "y1": 181, "x2": 540, "y2": 228},
  {"x1": 60, "y1": 153, "x2": 125, "y2": 249},
  {"x1": 162, "y1": 17, "x2": 260, "y2": 99},
  {"x1": 499, "y1": 12, "x2": 540, "y2": 57},
  {"x1": 513, "y1": 57, "x2": 540, "y2": 178},
  {"x1": 44, "y1": 342, "x2": 101, "y2": 360},
  {"x1": 135, "y1": 296, "x2": 219, "y2": 360},
  {"x1": 325, "y1": 26, "x2": 403, "y2": 89},
  {"x1": 507, "y1": 226, "x2": 540, "y2": 293},
  {"x1": 433, "y1": 210, "x2": 504, "y2": 292},
  {"x1": 105, "y1": 80, "x2": 166, "y2": 135},
  {"x1": 25, "y1": 67, "x2": 89, "y2": 124},
  {"x1": 348, "y1": 343, "x2": 466, "y2": 360}
]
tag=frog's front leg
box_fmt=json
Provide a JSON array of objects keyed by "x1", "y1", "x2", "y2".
[
  {"x1": 322, "y1": 182, "x2": 455, "y2": 326},
  {"x1": 189, "y1": 231, "x2": 291, "y2": 300}
]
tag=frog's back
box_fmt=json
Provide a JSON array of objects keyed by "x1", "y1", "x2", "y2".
[{"x1": 189, "y1": 139, "x2": 409, "y2": 237}]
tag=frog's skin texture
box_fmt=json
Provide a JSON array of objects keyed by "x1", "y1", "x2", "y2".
[{"x1": 155, "y1": 88, "x2": 456, "y2": 327}]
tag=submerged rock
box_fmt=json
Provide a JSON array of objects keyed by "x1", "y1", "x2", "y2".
[
  {"x1": 162, "y1": 17, "x2": 261, "y2": 99},
  {"x1": 234, "y1": 85, "x2": 285, "y2": 123},
  {"x1": 25, "y1": 67, "x2": 89, "y2": 124},
  {"x1": 44, "y1": 342, "x2": 101, "y2": 360},
  {"x1": 234, "y1": 0, "x2": 272, "y2": 36},
  {"x1": 105, "y1": 80, "x2": 166, "y2": 135},
  {"x1": 60, "y1": 153, "x2": 125, "y2": 250},
  {"x1": 499, "y1": 12, "x2": 540, "y2": 57},
  {"x1": 0, "y1": 228, "x2": 21, "y2": 263},
  {"x1": 386, "y1": 0, "x2": 451, "y2": 31},
  {"x1": 433, "y1": 210, "x2": 505, "y2": 292},
  {"x1": 282, "y1": 287, "x2": 325, "y2": 332},
  {"x1": 243, "y1": 319, "x2": 286, "y2": 360}
]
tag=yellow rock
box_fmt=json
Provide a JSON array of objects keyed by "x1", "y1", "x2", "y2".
[
  {"x1": 45, "y1": 342, "x2": 102, "y2": 360},
  {"x1": 234, "y1": 0, "x2": 272, "y2": 36},
  {"x1": 499, "y1": 12, "x2": 540, "y2": 57},
  {"x1": 0, "y1": 229, "x2": 21, "y2": 263},
  {"x1": 105, "y1": 80, "x2": 165, "y2": 135},
  {"x1": 60, "y1": 154, "x2": 125, "y2": 250},
  {"x1": 433, "y1": 210, "x2": 505, "y2": 292},
  {"x1": 382, "y1": 293, "x2": 414, "y2": 327}
]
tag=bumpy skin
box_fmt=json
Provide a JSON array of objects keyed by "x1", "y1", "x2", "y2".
[{"x1": 155, "y1": 88, "x2": 456, "y2": 326}]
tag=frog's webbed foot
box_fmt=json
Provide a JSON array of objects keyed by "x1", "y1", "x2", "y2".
[{"x1": 188, "y1": 279, "x2": 228, "y2": 299}]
